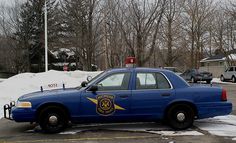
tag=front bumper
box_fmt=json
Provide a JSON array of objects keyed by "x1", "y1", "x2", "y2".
[
  {"x1": 3, "y1": 101, "x2": 15, "y2": 120},
  {"x1": 4, "y1": 102, "x2": 36, "y2": 122}
]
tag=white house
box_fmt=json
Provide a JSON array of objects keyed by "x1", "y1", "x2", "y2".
[{"x1": 199, "y1": 54, "x2": 236, "y2": 77}]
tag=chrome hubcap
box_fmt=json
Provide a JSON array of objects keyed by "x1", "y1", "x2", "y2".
[
  {"x1": 49, "y1": 115, "x2": 58, "y2": 125},
  {"x1": 177, "y1": 113, "x2": 185, "y2": 122}
]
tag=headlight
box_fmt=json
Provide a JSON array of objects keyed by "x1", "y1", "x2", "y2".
[{"x1": 16, "y1": 101, "x2": 32, "y2": 108}]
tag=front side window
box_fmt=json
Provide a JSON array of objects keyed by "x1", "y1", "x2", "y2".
[
  {"x1": 136, "y1": 72, "x2": 171, "y2": 90},
  {"x1": 229, "y1": 67, "x2": 234, "y2": 71},
  {"x1": 96, "y1": 72, "x2": 130, "y2": 91},
  {"x1": 184, "y1": 70, "x2": 190, "y2": 75}
]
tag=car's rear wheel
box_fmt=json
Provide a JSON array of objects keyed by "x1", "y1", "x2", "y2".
[
  {"x1": 206, "y1": 80, "x2": 211, "y2": 84},
  {"x1": 232, "y1": 76, "x2": 236, "y2": 83},
  {"x1": 220, "y1": 75, "x2": 225, "y2": 82},
  {"x1": 167, "y1": 104, "x2": 194, "y2": 130},
  {"x1": 38, "y1": 106, "x2": 68, "y2": 133}
]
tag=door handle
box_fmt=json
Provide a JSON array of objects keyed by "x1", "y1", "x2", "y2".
[
  {"x1": 119, "y1": 95, "x2": 129, "y2": 98},
  {"x1": 161, "y1": 93, "x2": 171, "y2": 96}
]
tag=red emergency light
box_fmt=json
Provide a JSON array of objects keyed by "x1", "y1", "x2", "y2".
[{"x1": 125, "y1": 57, "x2": 136, "y2": 67}]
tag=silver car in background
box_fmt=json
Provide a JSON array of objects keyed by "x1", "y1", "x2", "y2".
[
  {"x1": 220, "y1": 66, "x2": 236, "y2": 83},
  {"x1": 163, "y1": 67, "x2": 183, "y2": 75}
]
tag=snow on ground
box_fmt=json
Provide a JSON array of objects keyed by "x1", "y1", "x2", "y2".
[
  {"x1": 195, "y1": 115, "x2": 236, "y2": 138},
  {"x1": 212, "y1": 78, "x2": 236, "y2": 85},
  {"x1": 0, "y1": 70, "x2": 101, "y2": 118},
  {"x1": 58, "y1": 115, "x2": 236, "y2": 139},
  {"x1": 146, "y1": 131, "x2": 203, "y2": 136},
  {"x1": 59, "y1": 122, "x2": 203, "y2": 136}
]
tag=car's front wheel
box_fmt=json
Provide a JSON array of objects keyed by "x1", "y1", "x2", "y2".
[
  {"x1": 191, "y1": 77, "x2": 196, "y2": 83},
  {"x1": 167, "y1": 104, "x2": 194, "y2": 130},
  {"x1": 38, "y1": 106, "x2": 68, "y2": 133},
  {"x1": 206, "y1": 80, "x2": 211, "y2": 84},
  {"x1": 232, "y1": 76, "x2": 236, "y2": 83},
  {"x1": 220, "y1": 75, "x2": 225, "y2": 82}
]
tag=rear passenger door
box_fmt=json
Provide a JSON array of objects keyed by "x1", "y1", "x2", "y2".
[{"x1": 131, "y1": 72, "x2": 175, "y2": 119}]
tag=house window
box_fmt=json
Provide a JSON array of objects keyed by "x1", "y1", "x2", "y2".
[{"x1": 201, "y1": 63, "x2": 204, "y2": 66}]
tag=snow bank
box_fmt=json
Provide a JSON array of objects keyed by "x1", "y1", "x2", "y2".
[{"x1": 0, "y1": 70, "x2": 101, "y2": 118}]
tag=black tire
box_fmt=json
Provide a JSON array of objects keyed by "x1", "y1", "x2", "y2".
[
  {"x1": 167, "y1": 104, "x2": 194, "y2": 130},
  {"x1": 206, "y1": 80, "x2": 211, "y2": 84},
  {"x1": 38, "y1": 106, "x2": 68, "y2": 133},
  {"x1": 191, "y1": 77, "x2": 197, "y2": 83},
  {"x1": 232, "y1": 76, "x2": 236, "y2": 83},
  {"x1": 220, "y1": 75, "x2": 225, "y2": 82}
]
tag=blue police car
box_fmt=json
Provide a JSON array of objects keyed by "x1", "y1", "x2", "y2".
[{"x1": 4, "y1": 67, "x2": 232, "y2": 133}]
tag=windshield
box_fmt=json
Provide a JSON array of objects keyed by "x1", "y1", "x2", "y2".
[
  {"x1": 76, "y1": 71, "x2": 106, "y2": 90},
  {"x1": 164, "y1": 67, "x2": 182, "y2": 73},
  {"x1": 87, "y1": 71, "x2": 105, "y2": 84}
]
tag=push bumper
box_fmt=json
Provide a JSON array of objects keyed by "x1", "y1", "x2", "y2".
[
  {"x1": 4, "y1": 102, "x2": 36, "y2": 122},
  {"x1": 3, "y1": 101, "x2": 15, "y2": 120}
]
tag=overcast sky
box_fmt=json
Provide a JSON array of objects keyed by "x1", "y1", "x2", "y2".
[{"x1": 0, "y1": 0, "x2": 25, "y2": 6}]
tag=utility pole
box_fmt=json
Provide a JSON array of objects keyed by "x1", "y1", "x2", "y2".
[{"x1": 44, "y1": 0, "x2": 48, "y2": 72}]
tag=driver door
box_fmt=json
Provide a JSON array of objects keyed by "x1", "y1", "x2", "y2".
[{"x1": 79, "y1": 72, "x2": 131, "y2": 122}]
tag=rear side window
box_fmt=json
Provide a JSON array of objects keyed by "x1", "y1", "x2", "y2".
[
  {"x1": 156, "y1": 73, "x2": 171, "y2": 89},
  {"x1": 136, "y1": 73, "x2": 156, "y2": 89},
  {"x1": 136, "y1": 72, "x2": 171, "y2": 90}
]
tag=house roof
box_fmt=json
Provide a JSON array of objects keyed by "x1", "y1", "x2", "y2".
[
  {"x1": 200, "y1": 54, "x2": 225, "y2": 63},
  {"x1": 200, "y1": 53, "x2": 236, "y2": 63}
]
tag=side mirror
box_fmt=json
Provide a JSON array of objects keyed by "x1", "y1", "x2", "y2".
[
  {"x1": 87, "y1": 76, "x2": 92, "y2": 82},
  {"x1": 89, "y1": 85, "x2": 98, "y2": 92},
  {"x1": 81, "y1": 81, "x2": 88, "y2": 87}
]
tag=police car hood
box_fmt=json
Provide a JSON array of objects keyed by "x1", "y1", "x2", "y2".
[{"x1": 18, "y1": 88, "x2": 79, "y2": 100}]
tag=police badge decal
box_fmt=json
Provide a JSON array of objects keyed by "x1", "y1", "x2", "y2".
[{"x1": 96, "y1": 94, "x2": 115, "y2": 116}]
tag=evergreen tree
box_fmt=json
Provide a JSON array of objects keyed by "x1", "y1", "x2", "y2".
[{"x1": 15, "y1": 0, "x2": 59, "y2": 72}]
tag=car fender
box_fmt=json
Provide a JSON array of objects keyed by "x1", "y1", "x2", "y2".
[
  {"x1": 36, "y1": 101, "x2": 71, "y2": 119},
  {"x1": 164, "y1": 99, "x2": 198, "y2": 118}
]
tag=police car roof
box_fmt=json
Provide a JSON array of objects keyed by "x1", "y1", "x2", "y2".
[{"x1": 106, "y1": 67, "x2": 170, "y2": 73}]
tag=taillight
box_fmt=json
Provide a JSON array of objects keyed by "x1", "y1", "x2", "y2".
[{"x1": 221, "y1": 89, "x2": 227, "y2": 101}]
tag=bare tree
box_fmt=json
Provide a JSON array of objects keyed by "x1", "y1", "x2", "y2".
[
  {"x1": 0, "y1": 1, "x2": 23, "y2": 73},
  {"x1": 158, "y1": 0, "x2": 185, "y2": 66},
  {"x1": 184, "y1": 0, "x2": 215, "y2": 68},
  {"x1": 108, "y1": 0, "x2": 167, "y2": 67}
]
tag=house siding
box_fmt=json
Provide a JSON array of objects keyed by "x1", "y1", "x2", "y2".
[{"x1": 200, "y1": 60, "x2": 227, "y2": 77}]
